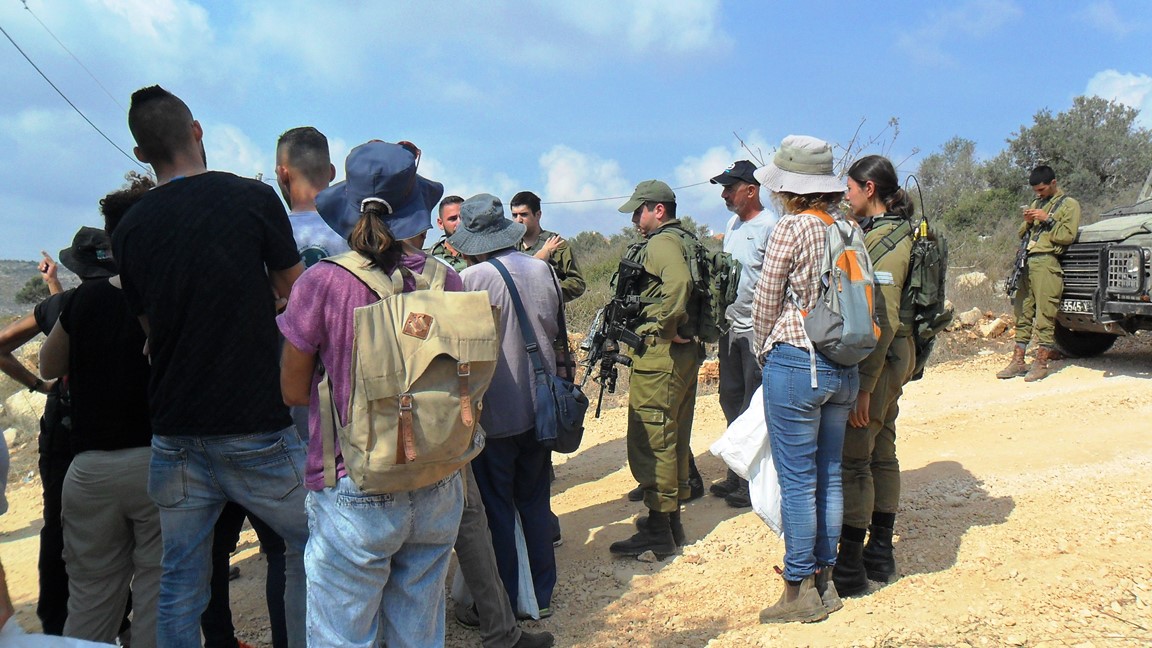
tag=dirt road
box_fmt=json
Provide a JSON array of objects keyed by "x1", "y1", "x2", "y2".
[{"x1": 2, "y1": 346, "x2": 1150, "y2": 647}]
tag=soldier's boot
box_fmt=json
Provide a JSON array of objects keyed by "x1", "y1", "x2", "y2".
[
  {"x1": 758, "y1": 574, "x2": 828, "y2": 624},
  {"x1": 724, "y1": 478, "x2": 752, "y2": 509},
  {"x1": 709, "y1": 468, "x2": 741, "y2": 498},
  {"x1": 637, "y1": 510, "x2": 686, "y2": 546},
  {"x1": 831, "y1": 538, "x2": 869, "y2": 597},
  {"x1": 610, "y1": 510, "x2": 677, "y2": 559},
  {"x1": 814, "y1": 567, "x2": 843, "y2": 613},
  {"x1": 862, "y1": 524, "x2": 898, "y2": 583},
  {"x1": 1024, "y1": 346, "x2": 1052, "y2": 382},
  {"x1": 684, "y1": 455, "x2": 705, "y2": 502},
  {"x1": 996, "y1": 345, "x2": 1028, "y2": 379},
  {"x1": 626, "y1": 485, "x2": 643, "y2": 502}
]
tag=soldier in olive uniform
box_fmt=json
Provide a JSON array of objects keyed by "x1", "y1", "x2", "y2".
[
  {"x1": 510, "y1": 191, "x2": 586, "y2": 302},
  {"x1": 425, "y1": 195, "x2": 469, "y2": 272},
  {"x1": 997, "y1": 165, "x2": 1080, "y2": 382},
  {"x1": 608, "y1": 180, "x2": 704, "y2": 558},
  {"x1": 835, "y1": 156, "x2": 917, "y2": 597}
]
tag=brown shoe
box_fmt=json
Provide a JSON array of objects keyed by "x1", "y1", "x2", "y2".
[
  {"x1": 759, "y1": 574, "x2": 828, "y2": 624},
  {"x1": 1024, "y1": 346, "x2": 1051, "y2": 382},
  {"x1": 996, "y1": 345, "x2": 1028, "y2": 379}
]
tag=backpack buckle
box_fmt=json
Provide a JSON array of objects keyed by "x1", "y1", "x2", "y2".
[
  {"x1": 457, "y1": 362, "x2": 471, "y2": 377},
  {"x1": 399, "y1": 393, "x2": 413, "y2": 411}
]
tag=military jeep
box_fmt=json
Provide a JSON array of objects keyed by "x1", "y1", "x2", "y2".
[{"x1": 1056, "y1": 171, "x2": 1152, "y2": 357}]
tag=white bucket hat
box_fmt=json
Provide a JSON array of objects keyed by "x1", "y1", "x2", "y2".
[{"x1": 754, "y1": 135, "x2": 846, "y2": 195}]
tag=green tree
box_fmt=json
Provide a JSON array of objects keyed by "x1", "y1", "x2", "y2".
[
  {"x1": 918, "y1": 137, "x2": 986, "y2": 222},
  {"x1": 1004, "y1": 95, "x2": 1152, "y2": 204},
  {"x1": 15, "y1": 276, "x2": 49, "y2": 304}
]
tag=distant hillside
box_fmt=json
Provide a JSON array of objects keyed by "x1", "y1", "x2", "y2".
[{"x1": 0, "y1": 260, "x2": 80, "y2": 320}]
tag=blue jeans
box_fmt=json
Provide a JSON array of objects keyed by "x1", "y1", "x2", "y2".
[
  {"x1": 305, "y1": 472, "x2": 463, "y2": 648},
  {"x1": 148, "y1": 429, "x2": 309, "y2": 648},
  {"x1": 764, "y1": 344, "x2": 858, "y2": 582}
]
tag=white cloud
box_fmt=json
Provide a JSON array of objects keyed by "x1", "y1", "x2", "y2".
[
  {"x1": 1086, "y1": 70, "x2": 1152, "y2": 128},
  {"x1": 1079, "y1": 1, "x2": 1133, "y2": 37},
  {"x1": 539, "y1": 145, "x2": 632, "y2": 212},
  {"x1": 552, "y1": 0, "x2": 726, "y2": 54},
  {"x1": 203, "y1": 122, "x2": 270, "y2": 179},
  {"x1": 897, "y1": 0, "x2": 1023, "y2": 67}
]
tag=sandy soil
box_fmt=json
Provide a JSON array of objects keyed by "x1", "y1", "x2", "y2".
[{"x1": 2, "y1": 343, "x2": 1151, "y2": 647}]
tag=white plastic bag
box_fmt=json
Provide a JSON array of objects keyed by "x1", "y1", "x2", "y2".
[
  {"x1": 0, "y1": 622, "x2": 114, "y2": 647},
  {"x1": 449, "y1": 510, "x2": 541, "y2": 619},
  {"x1": 709, "y1": 386, "x2": 783, "y2": 536}
]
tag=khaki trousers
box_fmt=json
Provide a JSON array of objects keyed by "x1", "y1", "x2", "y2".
[{"x1": 1014, "y1": 253, "x2": 1064, "y2": 347}]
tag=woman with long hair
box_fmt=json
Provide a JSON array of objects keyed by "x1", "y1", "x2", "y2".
[
  {"x1": 277, "y1": 140, "x2": 465, "y2": 648},
  {"x1": 751, "y1": 135, "x2": 859, "y2": 624},
  {"x1": 835, "y1": 155, "x2": 917, "y2": 596}
]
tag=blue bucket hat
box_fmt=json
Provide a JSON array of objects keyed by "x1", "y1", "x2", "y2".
[{"x1": 316, "y1": 140, "x2": 444, "y2": 241}]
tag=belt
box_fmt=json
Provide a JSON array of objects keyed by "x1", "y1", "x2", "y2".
[{"x1": 641, "y1": 335, "x2": 699, "y2": 347}]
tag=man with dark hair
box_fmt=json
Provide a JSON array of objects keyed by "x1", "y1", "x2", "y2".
[
  {"x1": 996, "y1": 165, "x2": 1080, "y2": 382},
  {"x1": 609, "y1": 180, "x2": 703, "y2": 558},
  {"x1": 114, "y1": 85, "x2": 309, "y2": 648},
  {"x1": 707, "y1": 161, "x2": 777, "y2": 508},
  {"x1": 426, "y1": 195, "x2": 468, "y2": 271},
  {"x1": 276, "y1": 126, "x2": 344, "y2": 268},
  {"x1": 509, "y1": 191, "x2": 585, "y2": 302}
]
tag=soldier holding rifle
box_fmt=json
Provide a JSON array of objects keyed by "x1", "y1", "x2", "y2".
[{"x1": 997, "y1": 165, "x2": 1080, "y2": 382}]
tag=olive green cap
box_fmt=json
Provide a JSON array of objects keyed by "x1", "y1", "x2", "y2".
[{"x1": 618, "y1": 179, "x2": 676, "y2": 213}]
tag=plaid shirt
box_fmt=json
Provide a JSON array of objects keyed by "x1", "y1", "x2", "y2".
[{"x1": 751, "y1": 212, "x2": 830, "y2": 358}]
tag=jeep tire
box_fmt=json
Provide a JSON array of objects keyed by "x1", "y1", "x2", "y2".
[{"x1": 1053, "y1": 323, "x2": 1118, "y2": 358}]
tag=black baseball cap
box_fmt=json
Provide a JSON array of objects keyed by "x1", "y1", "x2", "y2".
[{"x1": 710, "y1": 160, "x2": 759, "y2": 187}]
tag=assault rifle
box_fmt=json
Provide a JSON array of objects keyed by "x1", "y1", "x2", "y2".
[
  {"x1": 1006, "y1": 216, "x2": 1054, "y2": 298},
  {"x1": 580, "y1": 258, "x2": 646, "y2": 417}
]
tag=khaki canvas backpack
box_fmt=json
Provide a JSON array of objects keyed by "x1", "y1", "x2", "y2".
[{"x1": 318, "y1": 252, "x2": 500, "y2": 494}]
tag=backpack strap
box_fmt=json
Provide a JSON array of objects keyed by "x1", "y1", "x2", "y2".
[
  {"x1": 488, "y1": 258, "x2": 552, "y2": 386},
  {"x1": 866, "y1": 218, "x2": 914, "y2": 265},
  {"x1": 321, "y1": 251, "x2": 405, "y2": 298}
]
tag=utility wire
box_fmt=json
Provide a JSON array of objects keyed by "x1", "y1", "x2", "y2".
[
  {"x1": 21, "y1": 0, "x2": 126, "y2": 112},
  {"x1": 0, "y1": 19, "x2": 147, "y2": 172},
  {"x1": 541, "y1": 180, "x2": 711, "y2": 206}
]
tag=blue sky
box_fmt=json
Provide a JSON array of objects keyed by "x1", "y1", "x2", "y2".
[{"x1": 1, "y1": 0, "x2": 1150, "y2": 261}]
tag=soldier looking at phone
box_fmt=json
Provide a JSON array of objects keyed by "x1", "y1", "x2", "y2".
[{"x1": 996, "y1": 165, "x2": 1080, "y2": 382}]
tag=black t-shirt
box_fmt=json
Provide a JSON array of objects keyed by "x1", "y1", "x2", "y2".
[
  {"x1": 33, "y1": 289, "x2": 73, "y2": 335},
  {"x1": 59, "y1": 279, "x2": 152, "y2": 452},
  {"x1": 111, "y1": 171, "x2": 301, "y2": 436}
]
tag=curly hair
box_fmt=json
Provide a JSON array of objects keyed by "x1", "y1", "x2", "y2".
[{"x1": 100, "y1": 171, "x2": 156, "y2": 235}]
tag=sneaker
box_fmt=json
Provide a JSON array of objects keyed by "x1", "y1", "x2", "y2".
[
  {"x1": 454, "y1": 603, "x2": 480, "y2": 629},
  {"x1": 552, "y1": 533, "x2": 563, "y2": 547},
  {"x1": 516, "y1": 607, "x2": 552, "y2": 621},
  {"x1": 513, "y1": 630, "x2": 556, "y2": 648},
  {"x1": 724, "y1": 482, "x2": 752, "y2": 508},
  {"x1": 682, "y1": 475, "x2": 705, "y2": 503},
  {"x1": 709, "y1": 473, "x2": 739, "y2": 498}
]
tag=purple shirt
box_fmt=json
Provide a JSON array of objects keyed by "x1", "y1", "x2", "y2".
[{"x1": 277, "y1": 251, "x2": 463, "y2": 491}]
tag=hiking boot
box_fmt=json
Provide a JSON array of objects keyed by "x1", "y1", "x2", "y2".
[
  {"x1": 996, "y1": 345, "x2": 1028, "y2": 379},
  {"x1": 512, "y1": 630, "x2": 556, "y2": 648},
  {"x1": 724, "y1": 480, "x2": 752, "y2": 509},
  {"x1": 832, "y1": 538, "x2": 869, "y2": 597},
  {"x1": 1024, "y1": 346, "x2": 1052, "y2": 382},
  {"x1": 709, "y1": 469, "x2": 740, "y2": 498},
  {"x1": 862, "y1": 525, "x2": 898, "y2": 583},
  {"x1": 814, "y1": 567, "x2": 843, "y2": 613},
  {"x1": 758, "y1": 574, "x2": 828, "y2": 624},
  {"x1": 626, "y1": 485, "x2": 643, "y2": 502},
  {"x1": 453, "y1": 603, "x2": 480, "y2": 629},
  {"x1": 610, "y1": 510, "x2": 677, "y2": 558},
  {"x1": 638, "y1": 510, "x2": 686, "y2": 546}
]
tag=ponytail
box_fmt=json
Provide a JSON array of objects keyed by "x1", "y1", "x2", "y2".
[{"x1": 349, "y1": 201, "x2": 404, "y2": 270}]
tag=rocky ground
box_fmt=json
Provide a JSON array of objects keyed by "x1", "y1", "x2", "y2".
[{"x1": 2, "y1": 335, "x2": 1151, "y2": 647}]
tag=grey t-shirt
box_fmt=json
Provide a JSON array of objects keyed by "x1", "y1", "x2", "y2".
[{"x1": 724, "y1": 209, "x2": 779, "y2": 333}]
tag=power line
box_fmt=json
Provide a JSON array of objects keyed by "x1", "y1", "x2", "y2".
[
  {"x1": 541, "y1": 180, "x2": 712, "y2": 206},
  {"x1": 0, "y1": 19, "x2": 147, "y2": 172},
  {"x1": 21, "y1": 0, "x2": 126, "y2": 112}
]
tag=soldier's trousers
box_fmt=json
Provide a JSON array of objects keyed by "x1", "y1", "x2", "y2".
[
  {"x1": 1014, "y1": 253, "x2": 1064, "y2": 347},
  {"x1": 627, "y1": 341, "x2": 702, "y2": 514},
  {"x1": 842, "y1": 335, "x2": 914, "y2": 530}
]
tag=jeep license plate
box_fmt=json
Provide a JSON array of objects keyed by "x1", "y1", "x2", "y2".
[{"x1": 1060, "y1": 299, "x2": 1092, "y2": 313}]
